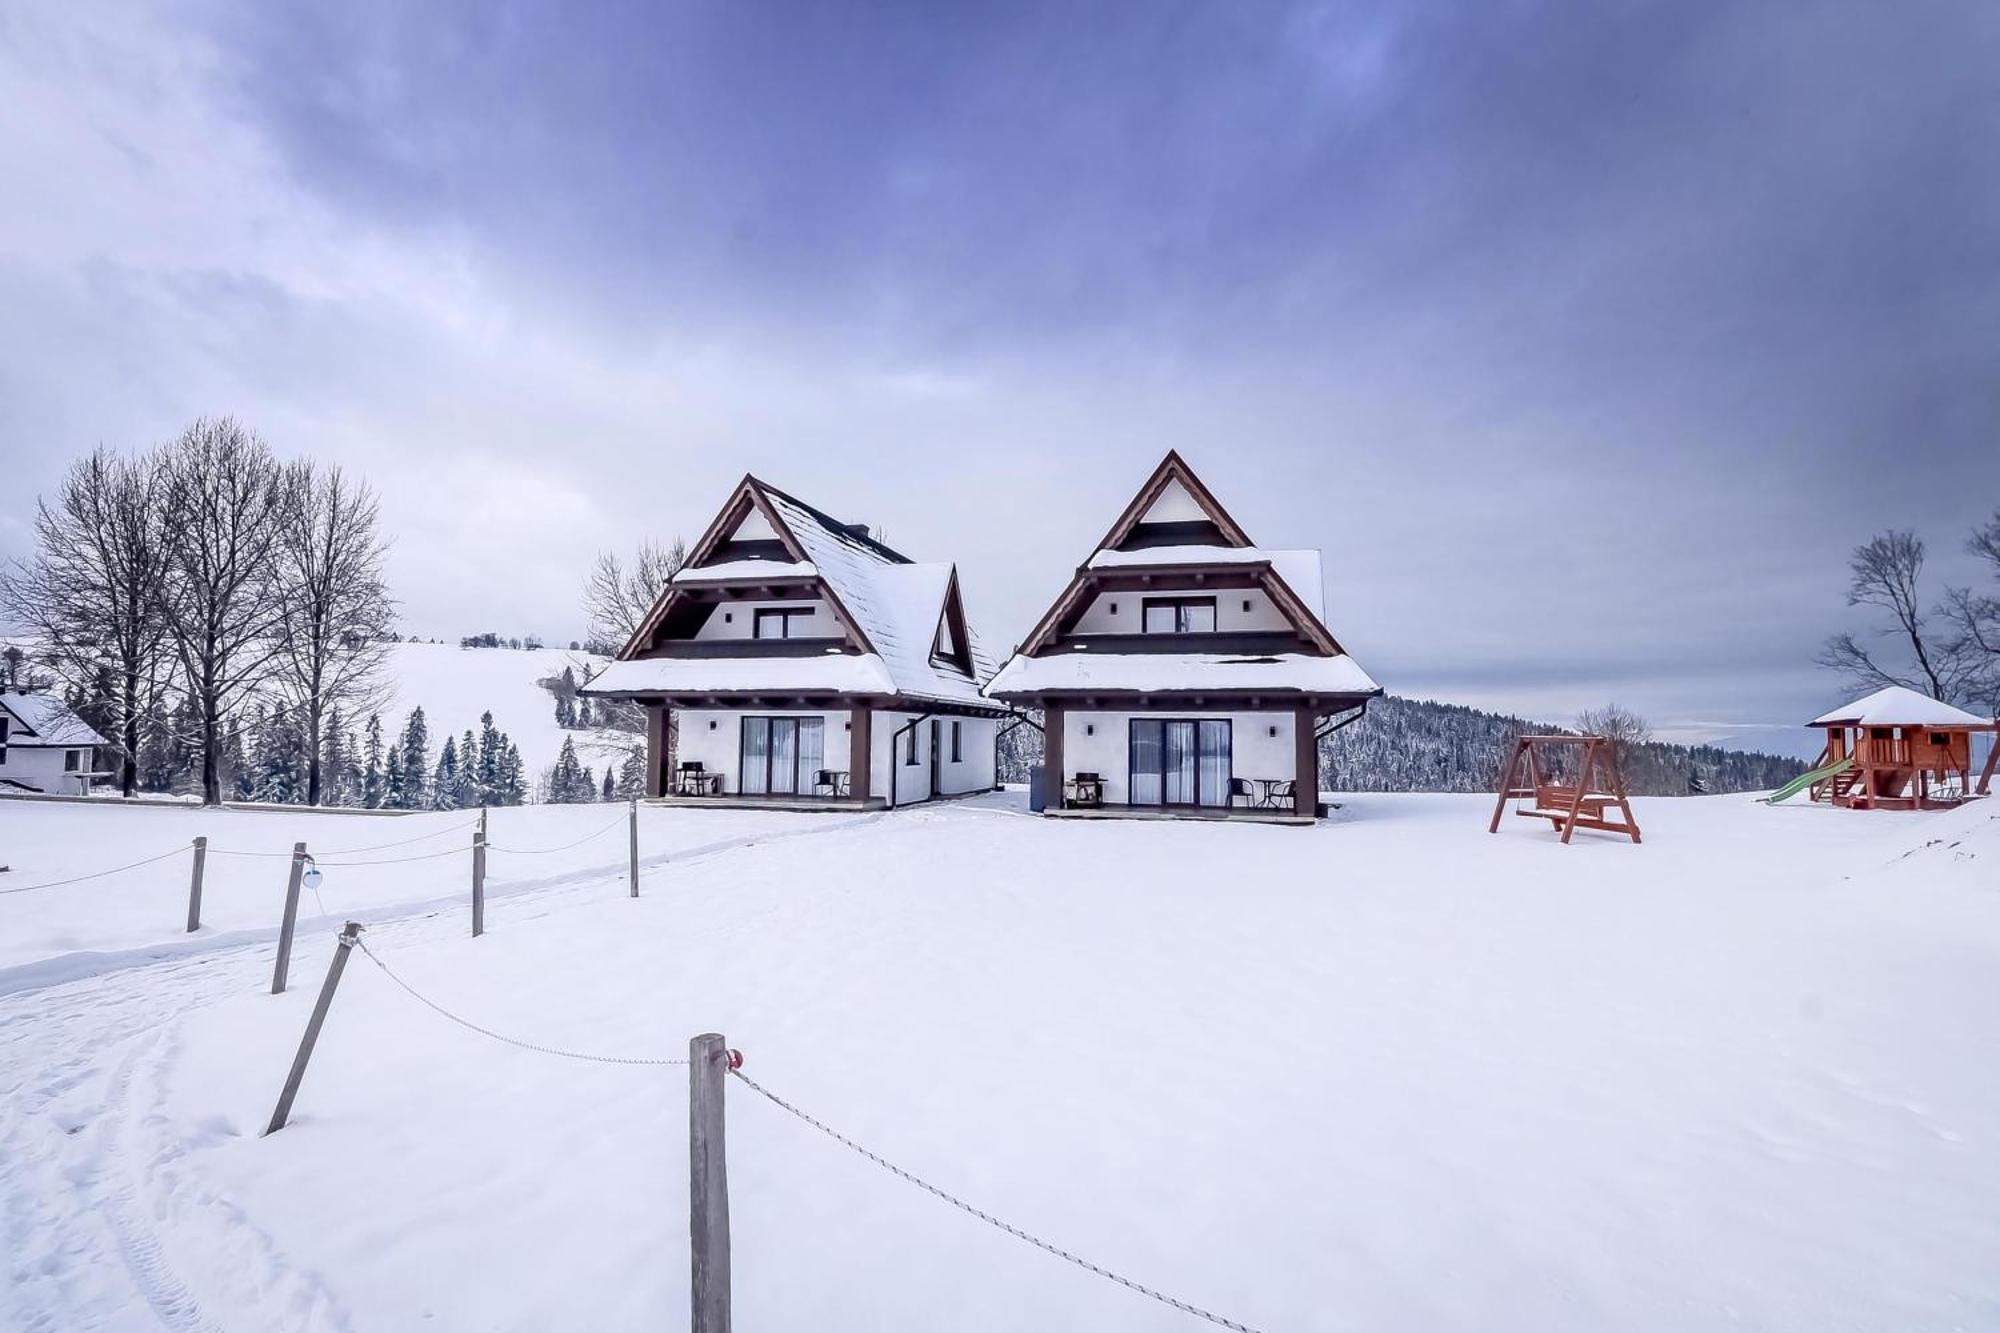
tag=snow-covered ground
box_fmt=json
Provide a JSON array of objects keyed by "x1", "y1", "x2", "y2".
[
  {"x1": 373, "y1": 641, "x2": 630, "y2": 778},
  {"x1": 3, "y1": 792, "x2": 1996, "y2": 1331}
]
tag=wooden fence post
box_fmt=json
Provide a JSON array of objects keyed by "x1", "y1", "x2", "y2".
[
  {"x1": 628, "y1": 798, "x2": 639, "y2": 898},
  {"x1": 272, "y1": 842, "x2": 307, "y2": 994},
  {"x1": 265, "y1": 921, "x2": 363, "y2": 1135},
  {"x1": 472, "y1": 829, "x2": 487, "y2": 937},
  {"x1": 185, "y1": 835, "x2": 207, "y2": 933},
  {"x1": 690, "y1": 1032, "x2": 733, "y2": 1333}
]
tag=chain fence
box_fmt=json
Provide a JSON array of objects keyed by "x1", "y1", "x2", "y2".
[
  {"x1": 727, "y1": 1067, "x2": 1268, "y2": 1333},
  {"x1": 353, "y1": 935, "x2": 688, "y2": 1067},
  {"x1": 0, "y1": 844, "x2": 190, "y2": 896}
]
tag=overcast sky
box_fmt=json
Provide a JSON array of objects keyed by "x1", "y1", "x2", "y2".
[{"x1": 3, "y1": 2, "x2": 1996, "y2": 755}]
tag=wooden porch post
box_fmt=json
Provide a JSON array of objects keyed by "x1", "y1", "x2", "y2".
[
  {"x1": 1043, "y1": 702, "x2": 1065, "y2": 809},
  {"x1": 850, "y1": 705, "x2": 873, "y2": 802},
  {"x1": 645, "y1": 704, "x2": 667, "y2": 799},
  {"x1": 1294, "y1": 704, "x2": 1317, "y2": 817}
]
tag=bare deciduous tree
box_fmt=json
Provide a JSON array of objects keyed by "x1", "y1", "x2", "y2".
[
  {"x1": 1, "y1": 448, "x2": 172, "y2": 796},
  {"x1": 1942, "y1": 510, "x2": 2000, "y2": 712},
  {"x1": 155, "y1": 418, "x2": 287, "y2": 805},
  {"x1": 1818, "y1": 530, "x2": 1977, "y2": 703},
  {"x1": 272, "y1": 460, "x2": 397, "y2": 805},
  {"x1": 583, "y1": 538, "x2": 687, "y2": 653},
  {"x1": 1575, "y1": 703, "x2": 1651, "y2": 773}
]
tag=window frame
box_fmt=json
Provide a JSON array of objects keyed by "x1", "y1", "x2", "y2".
[
  {"x1": 950, "y1": 720, "x2": 962, "y2": 763},
  {"x1": 752, "y1": 606, "x2": 818, "y2": 640},
  {"x1": 1140, "y1": 595, "x2": 1219, "y2": 635}
]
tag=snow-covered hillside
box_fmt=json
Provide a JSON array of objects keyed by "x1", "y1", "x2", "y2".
[
  {"x1": 3, "y1": 792, "x2": 1997, "y2": 1330},
  {"x1": 374, "y1": 641, "x2": 632, "y2": 781}
]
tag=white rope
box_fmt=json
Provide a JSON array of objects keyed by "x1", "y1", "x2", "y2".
[
  {"x1": 354, "y1": 937, "x2": 687, "y2": 1067},
  {"x1": 729, "y1": 1068, "x2": 1269, "y2": 1333},
  {"x1": 0, "y1": 844, "x2": 189, "y2": 896}
]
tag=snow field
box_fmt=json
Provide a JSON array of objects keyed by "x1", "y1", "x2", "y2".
[{"x1": 3, "y1": 793, "x2": 1998, "y2": 1331}]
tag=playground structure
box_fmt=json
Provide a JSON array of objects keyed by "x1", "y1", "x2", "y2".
[
  {"x1": 1489, "y1": 734, "x2": 1642, "y2": 844},
  {"x1": 1782, "y1": 685, "x2": 1998, "y2": 811}
]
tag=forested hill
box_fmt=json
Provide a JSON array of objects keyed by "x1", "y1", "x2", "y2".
[
  {"x1": 997, "y1": 695, "x2": 1805, "y2": 796},
  {"x1": 1316, "y1": 695, "x2": 1803, "y2": 795}
]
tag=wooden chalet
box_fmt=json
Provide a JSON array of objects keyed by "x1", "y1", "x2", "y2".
[
  {"x1": 984, "y1": 451, "x2": 1381, "y2": 822},
  {"x1": 1807, "y1": 685, "x2": 1997, "y2": 810},
  {"x1": 581, "y1": 476, "x2": 1008, "y2": 808}
]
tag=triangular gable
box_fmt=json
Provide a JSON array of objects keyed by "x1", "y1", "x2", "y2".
[
  {"x1": 619, "y1": 475, "x2": 875, "y2": 659},
  {"x1": 1091, "y1": 451, "x2": 1254, "y2": 554},
  {"x1": 1010, "y1": 452, "x2": 1343, "y2": 660},
  {"x1": 930, "y1": 567, "x2": 975, "y2": 677}
]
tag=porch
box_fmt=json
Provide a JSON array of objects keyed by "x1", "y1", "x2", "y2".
[
  {"x1": 1044, "y1": 802, "x2": 1317, "y2": 827},
  {"x1": 646, "y1": 791, "x2": 886, "y2": 814}
]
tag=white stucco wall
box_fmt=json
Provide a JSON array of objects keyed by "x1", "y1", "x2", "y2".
[
  {"x1": 871, "y1": 712, "x2": 998, "y2": 805},
  {"x1": 1068, "y1": 586, "x2": 1290, "y2": 635},
  {"x1": 1059, "y1": 709, "x2": 1298, "y2": 806},
  {"x1": 0, "y1": 745, "x2": 95, "y2": 795},
  {"x1": 674, "y1": 708, "x2": 852, "y2": 795},
  {"x1": 670, "y1": 706, "x2": 996, "y2": 806},
  {"x1": 692, "y1": 598, "x2": 835, "y2": 641}
]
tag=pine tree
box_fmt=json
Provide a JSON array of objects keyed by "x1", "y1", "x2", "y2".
[
  {"x1": 254, "y1": 702, "x2": 307, "y2": 804},
  {"x1": 432, "y1": 735, "x2": 461, "y2": 811},
  {"x1": 555, "y1": 693, "x2": 575, "y2": 728},
  {"x1": 547, "y1": 737, "x2": 585, "y2": 804},
  {"x1": 600, "y1": 767, "x2": 614, "y2": 801},
  {"x1": 384, "y1": 745, "x2": 406, "y2": 809},
  {"x1": 397, "y1": 706, "x2": 430, "y2": 810},
  {"x1": 457, "y1": 729, "x2": 480, "y2": 809},
  {"x1": 477, "y1": 711, "x2": 502, "y2": 804},
  {"x1": 322, "y1": 707, "x2": 350, "y2": 807},
  {"x1": 615, "y1": 747, "x2": 647, "y2": 800},
  {"x1": 362, "y1": 713, "x2": 385, "y2": 809},
  {"x1": 576, "y1": 696, "x2": 592, "y2": 728}
]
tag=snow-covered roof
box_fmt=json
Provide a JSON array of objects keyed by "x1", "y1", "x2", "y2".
[
  {"x1": 986, "y1": 651, "x2": 1380, "y2": 697},
  {"x1": 1087, "y1": 545, "x2": 1327, "y2": 620},
  {"x1": 583, "y1": 653, "x2": 897, "y2": 697},
  {"x1": 0, "y1": 692, "x2": 107, "y2": 747},
  {"x1": 1811, "y1": 685, "x2": 1993, "y2": 728},
  {"x1": 672, "y1": 560, "x2": 817, "y2": 584},
  {"x1": 759, "y1": 488, "x2": 1000, "y2": 708}
]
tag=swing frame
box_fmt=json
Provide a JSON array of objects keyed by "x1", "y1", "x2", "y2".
[{"x1": 1488, "y1": 734, "x2": 1642, "y2": 844}]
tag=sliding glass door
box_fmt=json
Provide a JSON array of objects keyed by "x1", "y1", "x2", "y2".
[
  {"x1": 1128, "y1": 719, "x2": 1231, "y2": 807},
  {"x1": 739, "y1": 716, "x2": 824, "y2": 795}
]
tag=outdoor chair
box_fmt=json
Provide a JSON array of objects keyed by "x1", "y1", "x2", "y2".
[
  {"x1": 1260, "y1": 779, "x2": 1296, "y2": 810},
  {"x1": 812, "y1": 769, "x2": 850, "y2": 798},
  {"x1": 1227, "y1": 777, "x2": 1254, "y2": 808}
]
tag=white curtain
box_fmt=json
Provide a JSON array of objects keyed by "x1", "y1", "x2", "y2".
[
  {"x1": 1197, "y1": 721, "x2": 1231, "y2": 807},
  {"x1": 740, "y1": 718, "x2": 770, "y2": 795},
  {"x1": 770, "y1": 719, "x2": 799, "y2": 794},
  {"x1": 798, "y1": 718, "x2": 824, "y2": 791},
  {"x1": 1130, "y1": 721, "x2": 1163, "y2": 805}
]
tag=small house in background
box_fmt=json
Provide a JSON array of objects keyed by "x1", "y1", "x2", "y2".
[
  {"x1": 984, "y1": 451, "x2": 1381, "y2": 822},
  {"x1": 1807, "y1": 685, "x2": 1997, "y2": 809},
  {"x1": 580, "y1": 475, "x2": 1009, "y2": 808},
  {"x1": 0, "y1": 692, "x2": 108, "y2": 796}
]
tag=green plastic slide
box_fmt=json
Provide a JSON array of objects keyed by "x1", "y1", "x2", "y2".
[{"x1": 1763, "y1": 755, "x2": 1853, "y2": 804}]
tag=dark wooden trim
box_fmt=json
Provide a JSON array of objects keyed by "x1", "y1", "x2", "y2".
[
  {"x1": 851, "y1": 705, "x2": 873, "y2": 800},
  {"x1": 645, "y1": 704, "x2": 668, "y2": 798},
  {"x1": 988, "y1": 689, "x2": 1381, "y2": 711},
  {"x1": 1043, "y1": 702, "x2": 1066, "y2": 796},
  {"x1": 635, "y1": 638, "x2": 857, "y2": 660},
  {"x1": 1041, "y1": 632, "x2": 1311, "y2": 656},
  {"x1": 1293, "y1": 703, "x2": 1316, "y2": 816},
  {"x1": 1092, "y1": 451, "x2": 1255, "y2": 554}
]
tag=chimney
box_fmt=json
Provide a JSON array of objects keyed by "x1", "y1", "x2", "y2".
[{"x1": 845, "y1": 523, "x2": 871, "y2": 539}]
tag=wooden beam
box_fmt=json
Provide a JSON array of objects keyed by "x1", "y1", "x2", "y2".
[
  {"x1": 646, "y1": 705, "x2": 668, "y2": 798},
  {"x1": 851, "y1": 705, "x2": 873, "y2": 802},
  {"x1": 1294, "y1": 703, "x2": 1317, "y2": 817},
  {"x1": 1043, "y1": 702, "x2": 1066, "y2": 808}
]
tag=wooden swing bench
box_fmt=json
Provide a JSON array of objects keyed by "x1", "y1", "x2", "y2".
[{"x1": 1489, "y1": 735, "x2": 1642, "y2": 844}]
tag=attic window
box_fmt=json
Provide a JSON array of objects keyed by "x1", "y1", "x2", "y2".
[
  {"x1": 754, "y1": 607, "x2": 815, "y2": 640},
  {"x1": 1930, "y1": 732, "x2": 1949, "y2": 746}
]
